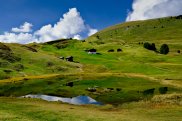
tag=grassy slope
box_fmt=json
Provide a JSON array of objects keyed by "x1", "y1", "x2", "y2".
[
  {"x1": 0, "y1": 16, "x2": 182, "y2": 120},
  {"x1": 0, "y1": 16, "x2": 182, "y2": 101},
  {"x1": 1, "y1": 16, "x2": 182, "y2": 80},
  {"x1": 85, "y1": 16, "x2": 182, "y2": 79},
  {"x1": 87, "y1": 17, "x2": 182, "y2": 46},
  {"x1": 0, "y1": 42, "x2": 81, "y2": 79}
]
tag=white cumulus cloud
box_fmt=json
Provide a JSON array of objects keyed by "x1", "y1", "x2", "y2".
[
  {"x1": 35, "y1": 8, "x2": 86, "y2": 42},
  {"x1": 0, "y1": 32, "x2": 37, "y2": 44},
  {"x1": 73, "y1": 35, "x2": 82, "y2": 40},
  {"x1": 126, "y1": 0, "x2": 182, "y2": 21},
  {"x1": 88, "y1": 28, "x2": 98, "y2": 36},
  {"x1": 12, "y1": 22, "x2": 33, "y2": 33},
  {"x1": 0, "y1": 8, "x2": 98, "y2": 44}
]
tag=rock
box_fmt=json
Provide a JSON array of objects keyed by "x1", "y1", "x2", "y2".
[{"x1": 86, "y1": 88, "x2": 96, "y2": 92}]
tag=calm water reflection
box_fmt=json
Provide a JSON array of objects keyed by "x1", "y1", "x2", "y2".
[{"x1": 21, "y1": 94, "x2": 102, "y2": 105}]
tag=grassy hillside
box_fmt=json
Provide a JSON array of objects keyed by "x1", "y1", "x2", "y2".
[
  {"x1": 0, "y1": 41, "x2": 82, "y2": 79},
  {"x1": 87, "y1": 16, "x2": 182, "y2": 49},
  {"x1": 0, "y1": 16, "x2": 182, "y2": 120},
  {"x1": 1, "y1": 16, "x2": 182, "y2": 79}
]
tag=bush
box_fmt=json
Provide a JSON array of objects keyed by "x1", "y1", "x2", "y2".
[
  {"x1": 108, "y1": 49, "x2": 114, "y2": 52},
  {"x1": 66, "y1": 82, "x2": 74, "y2": 87},
  {"x1": 143, "y1": 42, "x2": 156, "y2": 51},
  {"x1": 143, "y1": 88, "x2": 155, "y2": 95},
  {"x1": 159, "y1": 87, "x2": 168, "y2": 94},
  {"x1": 96, "y1": 35, "x2": 100, "y2": 39},
  {"x1": 116, "y1": 88, "x2": 122, "y2": 91},
  {"x1": 160, "y1": 44, "x2": 169, "y2": 54}
]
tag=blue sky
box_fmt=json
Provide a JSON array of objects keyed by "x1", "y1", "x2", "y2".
[
  {"x1": 0, "y1": 0, "x2": 132, "y2": 33},
  {"x1": 0, "y1": 0, "x2": 181, "y2": 43}
]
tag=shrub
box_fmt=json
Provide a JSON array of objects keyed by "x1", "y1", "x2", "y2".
[
  {"x1": 159, "y1": 87, "x2": 168, "y2": 94},
  {"x1": 143, "y1": 42, "x2": 156, "y2": 51},
  {"x1": 160, "y1": 44, "x2": 169, "y2": 54},
  {"x1": 66, "y1": 82, "x2": 74, "y2": 87},
  {"x1": 96, "y1": 35, "x2": 100, "y2": 39},
  {"x1": 151, "y1": 43, "x2": 157, "y2": 51},
  {"x1": 176, "y1": 15, "x2": 182, "y2": 19},
  {"x1": 177, "y1": 50, "x2": 180, "y2": 53},
  {"x1": 143, "y1": 88, "x2": 155, "y2": 95},
  {"x1": 116, "y1": 88, "x2": 122, "y2": 91},
  {"x1": 108, "y1": 49, "x2": 114, "y2": 52}
]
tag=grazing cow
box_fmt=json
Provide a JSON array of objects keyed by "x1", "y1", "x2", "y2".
[
  {"x1": 88, "y1": 49, "x2": 97, "y2": 54},
  {"x1": 66, "y1": 82, "x2": 74, "y2": 87},
  {"x1": 117, "y1": 49, "x2": 122, "y2": 52},
  {"x1": 86, "y1": 88, "x2": 96, "y2": 92},
  {"x1": 59, "y1": 57, "x2": 64, "y2": 60},
  {"x1": 107, "y1": 88, "x2": 114, "y2": 90},
  {"x1": 66, "y1": 56, "x2": 73, "y2": 62}
]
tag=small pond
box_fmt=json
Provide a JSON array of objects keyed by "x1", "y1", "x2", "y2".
[{"x1": 21, "y1": 94, "x2": 102, "y2": 105}]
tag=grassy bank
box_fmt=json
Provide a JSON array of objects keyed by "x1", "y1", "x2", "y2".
[{"x1": 0, "y1": 97, "x2": 182, "y2": 121}]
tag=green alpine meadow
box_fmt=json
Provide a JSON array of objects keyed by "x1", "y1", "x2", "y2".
[
  {"x1": 0, "y1": 15, "x2": 182, "y2": 121},
  {"x1": 0, "y1": 0, "x2": 182, "y2": 120}
]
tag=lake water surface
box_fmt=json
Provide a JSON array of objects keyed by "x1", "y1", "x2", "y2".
[{"x1": 21, "y1": 94, "x2": 102, "y2": 105}]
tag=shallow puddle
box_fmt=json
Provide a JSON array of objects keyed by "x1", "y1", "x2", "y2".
[{"x1": 21, "y1": 94, "x2": 102, "y2": 105}]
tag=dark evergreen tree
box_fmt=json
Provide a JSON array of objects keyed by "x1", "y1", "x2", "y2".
[
  {"x1": 151, "y1": 43, "x2": 156, "y2": 51},
  {"x1": 160, "y1": 44, "x2": 169, "y2": 54},
  {"x1": 143, "y1": 42, "x2": 156, "y2": 51}
]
